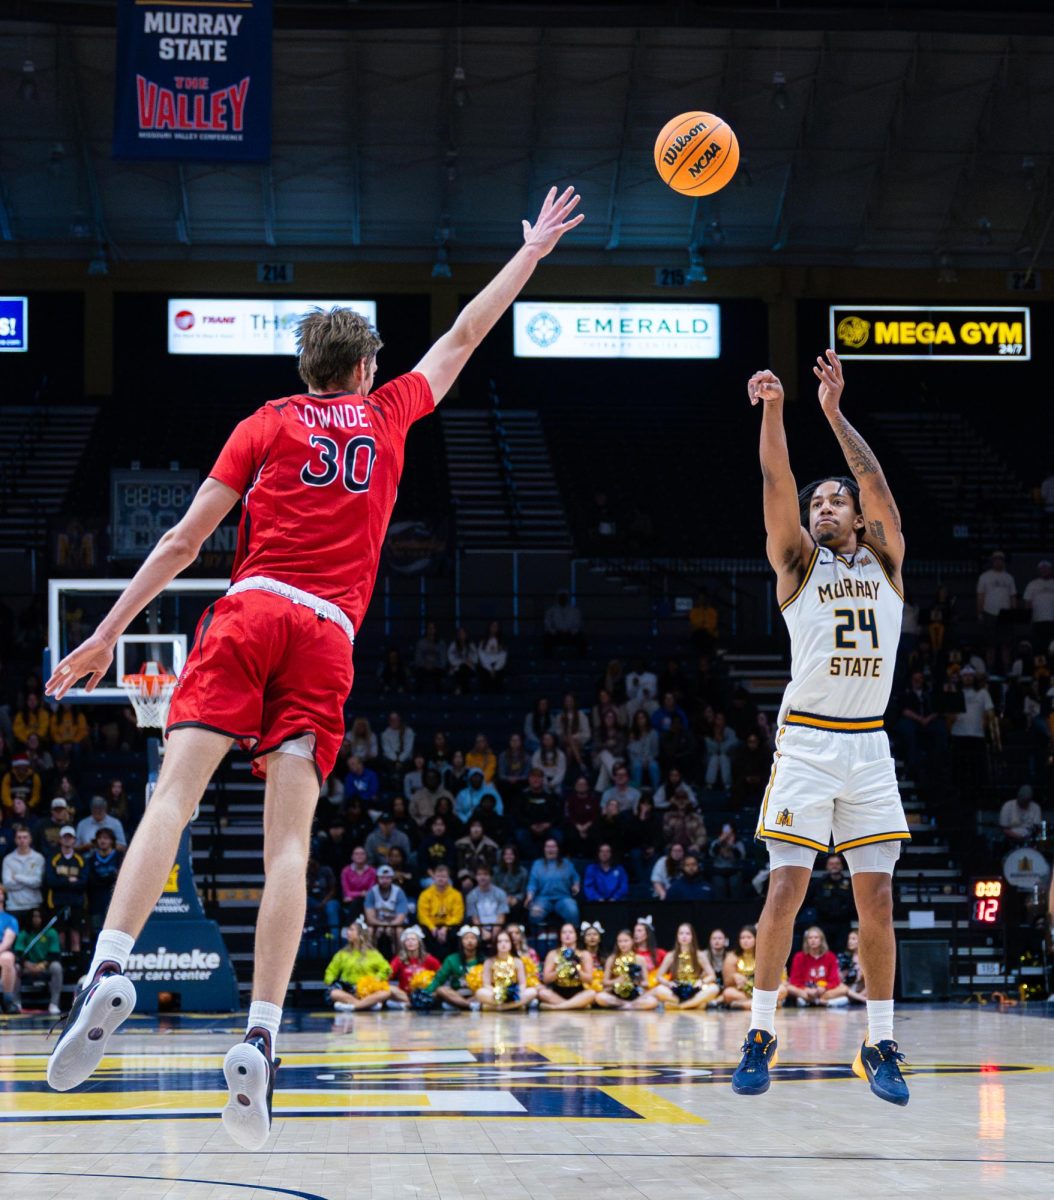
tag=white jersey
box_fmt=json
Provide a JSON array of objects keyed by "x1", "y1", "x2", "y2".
[{"x1": 777, "y1": 542, "x2": 902, "y2": 731}]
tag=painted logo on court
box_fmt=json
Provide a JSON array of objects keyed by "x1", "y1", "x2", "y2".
[{"x1": 526, "y1": 311, "x2": 561, "y2": 348}]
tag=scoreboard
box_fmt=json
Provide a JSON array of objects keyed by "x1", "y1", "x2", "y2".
[
  {"x1": 968, "y1": 878, "x2": 1004, "y2": 927},
  {"x1": 111, "y1": 468, "x2": 199, "y2": 560}
]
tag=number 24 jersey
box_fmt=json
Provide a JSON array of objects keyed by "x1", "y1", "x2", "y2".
[{"x1": 209, "y1": 372, "x2": 434, "y2": 631}]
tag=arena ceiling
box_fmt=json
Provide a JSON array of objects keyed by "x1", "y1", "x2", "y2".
[{"x1": 1, "y1": 2, "x2": 1052, "y2": 270}]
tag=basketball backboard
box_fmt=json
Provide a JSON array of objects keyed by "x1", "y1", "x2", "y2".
[{"x1": 46, "y1": 577, "x2": 229, "y2": 703}]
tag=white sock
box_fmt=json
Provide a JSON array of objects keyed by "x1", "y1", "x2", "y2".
[
  {"x1": 749, "y1": 987, "x2": 780, "y2": 1035},
  {"x1": 866, "y1": 998, "x2": 894, "y2": 1044},
  {"x1": 89, "y1": 929, "x2": 136, "y2": 978},
  {"x1": 246, "y1": 1000, "x2": 283, "y2": 1056}
]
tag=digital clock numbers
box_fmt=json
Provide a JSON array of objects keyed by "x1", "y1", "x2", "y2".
[{"x1": 969, "y1": 878, "x2": 1003, "y2": 926}]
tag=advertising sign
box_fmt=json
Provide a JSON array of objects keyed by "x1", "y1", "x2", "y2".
[
  {"x1": 113, "y1": 0, "x2": 272, "y2": 161},
  {"x1": 168, "y1": 298, "x2": 378, "y2": 354},
  {"x1": 0, "y1": 296, "x2": 28, "y2": 352},
  {"x1": 829, "y1": 305, "x2": 1030, "y2": 361},
  {"x1": 513, "y1": 301, "x2": 720, "y2": 359}
]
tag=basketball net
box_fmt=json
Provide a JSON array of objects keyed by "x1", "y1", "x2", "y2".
[{"x1": 121, "y1": 661, "x2": 178, "y2": 729}]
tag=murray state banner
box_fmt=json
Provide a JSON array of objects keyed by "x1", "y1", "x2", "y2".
[{"x1": 113, "y1": 0, "x2": 271, "y2": 161}]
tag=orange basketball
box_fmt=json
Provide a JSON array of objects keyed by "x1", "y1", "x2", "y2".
[{"x1": 654, "y1": 111, "x2": 739, "y2": 196}]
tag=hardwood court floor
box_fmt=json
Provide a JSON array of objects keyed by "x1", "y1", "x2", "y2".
[{"x1": 0, "y1": 1004, "x2": 1050, "y2": 1199}]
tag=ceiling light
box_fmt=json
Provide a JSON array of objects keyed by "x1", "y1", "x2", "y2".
[
  {"x1": 772, "y1": 70, "x2": 788, "y2": 112},
  {"x1": 452, "y1": 65, "x2": 467, "y2": 108},
  {"x1": 432, "y1": 245, "x2": 452, "y2": 279},
  {"x1": 685, "y1": 246, "x2": 707, "y2": 284},
  {"x1": 18, "y1": 59, "x2": 37, "y2": 103}
]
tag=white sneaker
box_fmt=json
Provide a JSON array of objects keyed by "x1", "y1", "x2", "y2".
[
  {"x1": 333, "y1": 1001, "x2": 356, "y2": 1012},
  {"x1": 48, "y1": 1003, "x2": 61, "y2": 1016},
  {"x1": 824, "y1": 996, "x2": 849, "y2": 1008},
  {"x1": 469, "y1": 1000, "x2": 481, "y2": 1011},
  {"x1": 222, "y1": 1033, "x2": 279, "y2": 1150},
  {"x1": 47, "y1": 967, "x2": 137, "y2": 1092}
]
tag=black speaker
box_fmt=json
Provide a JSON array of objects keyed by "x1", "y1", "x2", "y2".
[{"x1": 898, "y1": 939, "x2": 951, "y2": 999}]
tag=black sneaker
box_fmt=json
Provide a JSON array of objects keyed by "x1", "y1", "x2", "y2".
[
  {"x1": 46, "y1": 962, "x2": 136, "y2": 1092},
  {"x1": 222, "y1": 1028, "x2": 281, "y2": 1149}
]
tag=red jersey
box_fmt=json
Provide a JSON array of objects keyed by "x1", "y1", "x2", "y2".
[
  {"x1": 788, "y1": 950, "x2": 841, "y2": 990},
  {"x1": 209, "y1": 373, "x2": 434, "y2": 631}
]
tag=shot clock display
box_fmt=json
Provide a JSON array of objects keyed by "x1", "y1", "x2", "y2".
[
  {"x1": 111, "y1": 468, "x2": 199, "y2": 560},
  {"x1": 969, "y1": 878, "x2": 1004, "y2": 926}
]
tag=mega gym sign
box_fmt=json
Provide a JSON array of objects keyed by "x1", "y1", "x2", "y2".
[{"x1": 829, "y1": 306, "x2": 1030, "y2": 361}]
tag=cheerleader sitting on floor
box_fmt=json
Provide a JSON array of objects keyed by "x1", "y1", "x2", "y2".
[
  {"x1": 324, "y1": 918, "x2": 393, "y2": 1012},
  {"x1": 595, "y1": 928, "x2": 660, "y2": 1011},
  {"x1": 537, "y1": 922, "x2": 596, "y2": 1010},
  {"x1": 474, "y1": 928, "x2": 537, "y2": 1011},
  {"x1": 651, "y1": 922, "x2": 721, "y2": 1010}
]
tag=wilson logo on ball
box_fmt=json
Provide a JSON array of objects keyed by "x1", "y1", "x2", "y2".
[
  {"x1": 655, "y1": 111, "x2": 739, "y2": 197},
  {"x1": 661, "y1": 122, "x2": 709, "y2": 166}
]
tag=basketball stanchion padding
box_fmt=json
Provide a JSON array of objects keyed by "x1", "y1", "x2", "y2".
[{"x1": 121, "y1": 661, "x2": 179, "y2": 728}]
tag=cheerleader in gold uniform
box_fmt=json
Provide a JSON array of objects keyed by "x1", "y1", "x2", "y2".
[
  {"x1": 475, "y1": 929, "x2": 537, "y2": 1011},
  {"x1": 595, "y1": 929, "x2": 660, "y2": 1010},
  {"x1": 537, "y1": 922, "x2": 595, "y2": 1010},
  {"x1": 722, "y1": 925, "x2": 786, "y2": 1008},
  {"x1": 652, "y1": 922, "x2": 721, "y2": 1010}
]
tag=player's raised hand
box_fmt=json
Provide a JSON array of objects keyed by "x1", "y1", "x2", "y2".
[
  {"x1": 45, "y1": 632, "x2": 114, "y2": 702},
  {"x1": 522, "y1": 185, "x2": 584, "y2": 257},
  {"x1": 813, "y1": 348, "x2": 845, "y2": 414},
  {"x1": 748, "y1": 369, "x2": 784, "y2": 407}
]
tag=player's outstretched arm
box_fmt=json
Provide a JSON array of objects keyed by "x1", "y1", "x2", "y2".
[
  {"x1": 813, "y1": 349, "x2": 905, "y2": 575},
  {"x1": 750, "y1": 369, "x2": 812, "y2": 600},
  {"x1": 413, "y1": 185, "x2": 584, "y2": 405},
  {"x1": 45, "y1": 479, "x2": 240, "y2": 700}
]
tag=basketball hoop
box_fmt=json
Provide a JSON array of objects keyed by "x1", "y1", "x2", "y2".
[{"x1": 121, "y1": 661, "x2": 178, "y2": 729}]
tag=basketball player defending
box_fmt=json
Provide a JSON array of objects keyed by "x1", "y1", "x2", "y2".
[
  {"x1": 43, "y1": 186, "x2": 584, "y2": 1146},
  {"x1": 731, "y1": 350, "x2": 910, "y2": 1106}
]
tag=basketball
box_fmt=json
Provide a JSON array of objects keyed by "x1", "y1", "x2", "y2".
[{"x1": 654, "y1": 111, "x2": 739, "y2": 196}]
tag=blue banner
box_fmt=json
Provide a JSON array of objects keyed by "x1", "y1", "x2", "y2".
[
  {"x1": 0, "y1": 296, "x2": 28, "y2": 352},
  {"x1": 113, "y1": 0, "x2": 272, "y2": 162}
]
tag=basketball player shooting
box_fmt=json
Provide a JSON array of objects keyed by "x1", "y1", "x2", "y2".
[
  {"x1": 42, "y1": 185, "x2": 584, "y2": 1147},
  {"x1": 731, "y1": 350, "x2": 911, "y2": 1106}
]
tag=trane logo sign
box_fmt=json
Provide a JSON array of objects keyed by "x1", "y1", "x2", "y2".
[
  {"x1": 662, "y1": 122, "x2": 708, "y2": 166},
  {"x1": 127, "y1": 947, "x2": 222, "y2": 971}
]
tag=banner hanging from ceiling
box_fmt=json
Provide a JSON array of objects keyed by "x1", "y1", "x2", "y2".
[{"x1": 113, "y1": 0, "x2": 272, "y2": 162}]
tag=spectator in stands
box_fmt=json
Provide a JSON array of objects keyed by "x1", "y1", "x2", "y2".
[
  {"x1": 688, "y1": 591, "x2": 719, "y2": 653},
  {"x1": 3, "y1": 827, "x2": 44, "y2": 918},
  {"x1": 423, "y1": 925, "x2": 483, "y2": 1011},
  {"x1": 464, "y1": 864, "x2": 509, "y2": 944},
  {"x1": 1000, "y1": 784, "x2": 1043, "y2": 845},
  {"x1": 590, "y1": 687, "x2": 627, "y2": 738},
  {"x1": 1024, "y1": 560, "x2": 1054, "y2": 654},
  {"x1": 600, "y1": 761, "x2": 640, "y2": 816},
  {"x1": 496, "y1": 733, "x2": 530, "y2": 811},
  {"x1": 428, "y1": 730, "x2": 451, "y2": 772},
  {"x1": 659, "y1": 657, "x2": 691, "y2": 705},
  {"x1": 442, "y1": 749, "x2": 470, "y2": 798},
  {"x1": 22, "y1": 735, "x2": 54, "y2": 800},
  {"x1": 592, "y1": 707, "x2": 626, "y2": 790},
  {"x1": 340, "y1": 846, "x2": 376, "y2": 918},
  {"x1": 364, "y1": 864, "x2": 409, "y2": 955},
  {"x1": 2, "y1": 756, "x2": 41, "y2": 814},
  {"x1": 386, "y1": 845, "x2": 415, "y2": 897},
  {"x1": 950, "y1": 665, "x2": 995, "y2": 799},
  {"x1": 419, "y1": 814, "x2": 458, "y2": 881},
  {"x1": 554, "y1": 693, "x2": 591, "y2": 776},
  {"x1": 103, "y1": 778, "x2": 129, "y2": 825},
  {"x1": 786, "y1": 926, "x2": 848, "y2": 1006},
  {"x1": 624, "y1": 795, "x2": 662, "y2": 885},
  {"x1": 315, "y1": 814, "x2": 354, "y2": 877},
  {"x1": 726, "y1": 687, "x2": 760, "y2": 742},
  {"x1": 13, "y1": 693, "x2": 49, "y2": 748},
  {"x1": 0, "y1": 797, "x2": 28, "y2": 860},
  {"x1": 465, "y1": 733, "x2": 497, "y2": 783},
  {"x1": 525, "y1": 838, "x2": 581, "y2": 929},
  {"x1": 808, "y1": 855, "x2": 855, "y2": 953},
  {"x1": 377, "y1": 647, "x2": 409, "y2": 695},
  {"x1": 731, "y1": 732, "x2": 769, "y2": 810},
  {"x1": 626, "y1": 709, "x2": 660, "y2": 790},
  {"x1": 325, "y1": 921, "x2": 392, "y2": 1012},
  {"x1": 583, "y1": 842, "x2": 628, "y2": 902},
  {"x1": 532, "y1": 731, "x2": 567, "y2": 793},
  {"x1": 543, "y1": 592, "x2": 586, "y2": 658},
  {"x1": 455, "y1": 818, "x2": 500, "y2": 889},
  {"x1": 380, "y1": 711, "x2": 415, "y2": 786},
  {"x1": 659, "y1": 715, "x2": 698, "y2": 778},
  {"x1": 477, "y1": 621, "x2": 508, "y2": 691},
  {"x1": 13, "y1": 907, "x2": 62, "y2": 1015},
  {"x1": 343, "y1": 755, "x2": 380, "y2": 812},
  {"x1": 651, "y1": 691, "x2": 689, "y2": 736},
  {"x1": 653, "y1": 767, "x2": 697, "y2": 812},
  {"x1": 53, "y1": 773, "x2": 80, "y2": 818},
  {"x1": 977, "y1": 551, "x2": 1017, "y2": 668},
  {"x1": 650, "y1": 841, "x2": 685, "y2": 901},
  {"x1": 625, "y1": 660, "x2": 658, "y2": 704},
  {"x1": 364, "y1": 813, "x2": 411, "y2": 868},
  {"x1": 453, "y1": 769, "x2": 501, "y2": 827},
  {"x1": 666, "y1": 854, "x2": 712, "y2": 901},
  {"x1": 417, "y1": 863, "x2": 465, "y2": 953},
  {"x1": 587, "y1": 796, "x2": 622, "y2": 863},
  {"x1": 524, "y1": 697, "x2": 552, "y2": 754},
  {"x1": 409, "y1": 767, "x2": 452, "y2": 829},
  {"x1": 494, "y1": 845, "x2": 528, "y2": 925},
  {"x1": 37, "y1": 797, "x2": 72, "y2": 857},
  {"x1": 662, "y1": 788, "x2": 706, "y2": 854},
  {"x1": 347, "y1": 716, "x2": 379, "y2": 764},
  {"x1": 48, "y1": 703, "x2": 87, "y2": 759},
  {"x1": 516, "y1": 768, "x2": 560, "y2": 855},
  {"x1": 707, "y1": 823, "x2": 747, "y2": 899},
  {"x1": 927, "y1": 583, "x2": 957, "y2": 654},
  {"x1": 45, "y1": 826, "x2": 87, "y2": 953},
  {"x1": 566, "y1": 774, "x2": 600, "y2": 829},
  {"x1": 85, "y1": 827, "x2": 122, "y2": 933},
  {"x1": 401, "y1": 753, "x2": 427, "y2": 800},
  {"x1": 703, "y1": 711, "x2": 739, "y2": 790},
  {"x1": 306, "y1": 855, "x2": 341, "y2": 942},
  {"x1": 413, "y1": 621, "x2": 445, "y2": 693},
  {"x1": 447, "y1": 627, "x2": 478, "y2": 694},
  {"x1": 897, "y1": 670, "x2": 947, "y2": 778}
]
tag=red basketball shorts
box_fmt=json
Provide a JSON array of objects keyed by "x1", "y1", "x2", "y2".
[{"x1": 166, "y1": 590, "x2": 354, "y2": 780}]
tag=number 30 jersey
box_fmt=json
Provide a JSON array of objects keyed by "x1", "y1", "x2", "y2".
[
  {"x1": 209, "y1": 372, "x2": 434, "y2": 630},
  {"x1": 777, "y1": 541, "x2": 903, "y2": 728}
]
